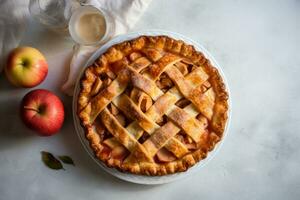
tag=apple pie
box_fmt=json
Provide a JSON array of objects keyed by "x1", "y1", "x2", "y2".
[{"x1": 77, "y1": 35, "x2": 229, "y2": 176}]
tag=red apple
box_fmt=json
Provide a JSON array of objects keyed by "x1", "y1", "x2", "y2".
[
  {"x1": 5, "y1": 47, "x2": 48, "y2": 88},
  {"x1": 20, "y1": 89, "x2": 65, "y2": 136}
]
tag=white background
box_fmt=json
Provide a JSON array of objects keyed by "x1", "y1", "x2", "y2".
[{"x1": 0, "y1": 0, "x2": 299, "y2": 199}]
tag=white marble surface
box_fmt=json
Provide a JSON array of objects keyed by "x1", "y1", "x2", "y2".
[{"x1": 0, "y1": 0, "x2": 300, "y2": 199}]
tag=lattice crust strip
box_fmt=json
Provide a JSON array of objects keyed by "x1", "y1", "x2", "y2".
[{"x1": 78, "y1": 35, "x2": 229, "y2": 175}]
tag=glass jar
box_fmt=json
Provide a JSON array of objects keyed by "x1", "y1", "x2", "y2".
[
  {"x1": 68, "y1": 5, "x2": 115, "y2": 46},
  {"x1": 28, "y1": 0, "x2": 80, "y2": 35}
]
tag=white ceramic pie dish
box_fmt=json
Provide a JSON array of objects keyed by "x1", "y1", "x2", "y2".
[{"x1": 72, "y1": 30, "x2": 231, "y2": 185}]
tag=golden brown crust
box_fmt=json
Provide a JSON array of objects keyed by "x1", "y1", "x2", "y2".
[{"x1": 77, "y1": 35, "x2": 229, "y2": 176}]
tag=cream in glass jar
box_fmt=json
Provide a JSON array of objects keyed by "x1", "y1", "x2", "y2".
[{"x1": 69, "y1": 5, "x2": 113, "y2": 45}]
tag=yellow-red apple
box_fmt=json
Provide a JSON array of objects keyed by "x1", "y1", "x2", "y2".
[
  {"x1": 20, "y1": 89, "x2": 65, "y2": 136},
  {"x1": 5, "y1": 47, "x2": 48, "y2": 87}
]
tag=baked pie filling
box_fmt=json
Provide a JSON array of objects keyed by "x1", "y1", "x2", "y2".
[{"x1": 77, "y1": 36, "x2": 228, "y2": 175}]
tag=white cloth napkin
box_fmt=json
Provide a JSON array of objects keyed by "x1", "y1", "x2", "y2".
[
  {"x1": 61, "y1": 0, "x2": 152, "y2": 96},
  {"x1": 0, "y1": 0, "x2": 29, "y2": 73}
]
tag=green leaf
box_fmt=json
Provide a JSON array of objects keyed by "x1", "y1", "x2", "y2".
[
  {"x1": 41, "y1": 151, "x2": 64, "y2": 170},
  {"x1": 58, "y1": 155, "x2": 75, "y2": 166}
]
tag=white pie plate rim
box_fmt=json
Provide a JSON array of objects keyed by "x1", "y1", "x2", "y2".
[{"x1": 72, "y1": 30, "x2": 232, "y2": 185}]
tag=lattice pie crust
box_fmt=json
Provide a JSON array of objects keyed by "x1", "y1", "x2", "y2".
[{"x1": 77, "y1": 36, "x2": 228, "y2": 176}]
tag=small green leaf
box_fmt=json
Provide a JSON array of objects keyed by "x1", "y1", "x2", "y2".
[
  {"x1": 41, "y1": 151, "x2": 64, "y2": 170},
  {"x1": 58, "y1": 155, "x2": 75, "y2": 166}
]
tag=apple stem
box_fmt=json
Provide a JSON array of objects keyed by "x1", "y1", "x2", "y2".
[{"x1": 23, "y1": 106, "x2": 40, "y2": 113}]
